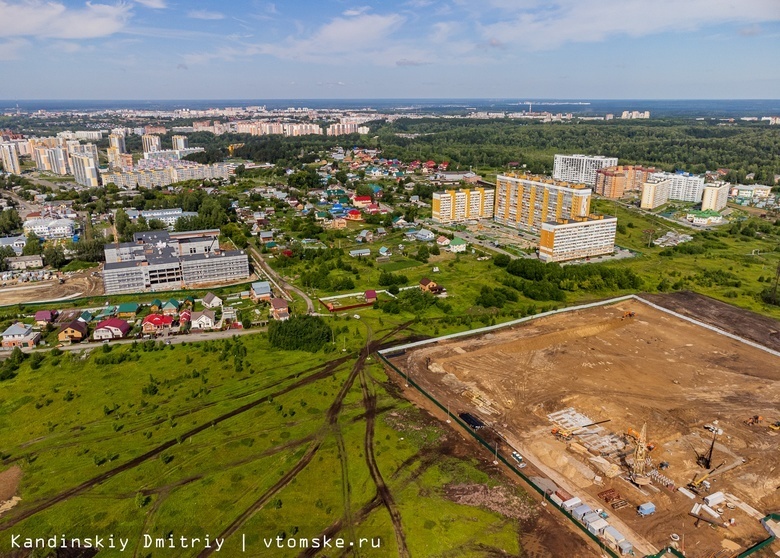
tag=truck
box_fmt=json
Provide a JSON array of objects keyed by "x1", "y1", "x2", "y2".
[
  {"x1": 637, "y1": 502, "x2": 656, "y2": 517},
  {"x1": 458, "y1": 412, "x2": 485, "y2": 430},
  {"x1": 511, "y1": 451, "x2": 527, "y2": 468}
]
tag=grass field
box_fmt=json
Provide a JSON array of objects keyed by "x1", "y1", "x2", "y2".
[{"x1": 0, "y1": 323, "x2": 538, "y2": 557}]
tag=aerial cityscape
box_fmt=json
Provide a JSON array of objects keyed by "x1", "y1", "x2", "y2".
[{"x1": 1, "y1": 1, "x2": 779, "y2": 558}]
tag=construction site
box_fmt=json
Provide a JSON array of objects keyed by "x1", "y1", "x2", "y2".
[{"x1": 384, "y1": 295, "x2": 780, "y2": 557}]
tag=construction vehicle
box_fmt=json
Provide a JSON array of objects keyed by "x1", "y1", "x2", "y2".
[
  {"x1": 621, "y1": 311, "x2": 636, "y2": 320},
  {"x1": 627, "y1": 427, "x2": 657, "y2": 452},
  {"x1": 696, "y1": 430, "x2": 719, "y2": 469},
  {"x1": 744, "y1": 415, "x2": 763, "y2": 426},
  {"x1": 552, "y1": 419, "x2": 611, "y2": 441},
  {"x1": 688, "y1": 461, "x2": 726, "y2": 494},
  {"x1": 770, "y1": 421, "x2": 780, "y2": 432}
]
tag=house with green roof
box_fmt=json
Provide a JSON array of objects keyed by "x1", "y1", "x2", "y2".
[
  {"x1": 161, "y1": 298, "x2": 181, "y2": 316},
  {"x1": 448, "y1": 237, "x2": 469, "y2": 253},
  {"x1": 150, "y1": 299, "x2": 163, "y2": 312},
  {"x1": 685, "y1": 209, "x2": 723, "y2": 226},
  {"x1": 117, "y1": 302, "x2": 140, "y2": 318}
]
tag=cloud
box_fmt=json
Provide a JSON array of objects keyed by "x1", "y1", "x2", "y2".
[
  {"x1": 134, "y1": 0, "x2": 166, "y2": 8},
  {"x1": 475, "y1": 0, "x2": 780, "y2": 50},
  {"x1": 739, "y1": 24, "x2": 762, "y2": 36},
  {"x1": 396, "y1": 58, "x2": 430, "y2": 66},
  {"x1": 343, "y1": 6, "x2": 370, "y2": 17},
  {"x1": 0, "y1": 1, "x2": 130, "y2": 39},
  {"x1": 188, "y1": 10, "x2": 225, "y2": 20},
  {"x1": 0, "y1": 37, "x2": 28, "y2": 60}
]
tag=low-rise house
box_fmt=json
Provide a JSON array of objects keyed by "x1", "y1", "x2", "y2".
[
  {"x1": 150, "y1": 299, "x2": 163, "y2": 312},
  {"x1": 420, "y1": 278, "x2": 445, "y2": 294},
  {"x1": 34, "y1": 309, "x2": 58, "y2": 327},
  {"x1": 448, "y1": 237, "x2": 468, "y2": 253},
  {"x1": 202, "y1": 292, "x2": 222, "y2": 308},
  {"x1": 329, "y1": 218, "x2": 347, "y2": 229},
  {"x1": 191, "y1": 310, "x2": 217, "y2": 329},
  {"x1": 7, "y1": 255, "x2": 44, "y2": 270},
  {"x1": 182, "y1": 295, "x2": 196, "y2": 308},
  {"x1": 378, "y1": 246, "x2": 391, "y2": 257},
  {"x1": 352, "y1": 195, "x2": 373, "y2": 208},
  {"x1": 116, "y1": 302, "x2": 140, "y2": 319},
  {"x1": 270, "y1": 298, "x2": 289, "y2": 321},
  {"x1": 93, "y1": 318, "x2": 130, "y2": 340},
  {"x1": 142, "y1": 314, "x2": 173, "y2": 334},
  {"x1": 346, "y1": 209, "x2": 362, "y2": 221},
  {"x1": 251, "y1": 281, "x2": 272, "y2": 302},
  {"x1": 179, "y1": 309, "x2": 191, "y2": 324},
  {"x1": 365, "y1": 290, "x2": 377, "y2": 303},
  {"x1": 436, "y1": 236, "x2": 451, "y2": 247},
  {"x1": 1, "y1": 323, "x2": 41, "y2": 349},
  {"x1": 376, "y1": 227, "x2": 387, "y2": 236},
  {"x1": 222, "y1": 306, "x2": 237, "y2": 322},
  {"x1": 58, "y1": 320, "x2": 88, "y2": 343},
  {"x1": 356, "y1": 230, "x2": 374, "y2": 243},
  {"x1": 161, "y1": 298, "x2": 180, "y2": 316},
  {"x1": 78, "y1": 310, "x2": 93, "y2": 323},
  {"x1": 349, "y1": 248, "x2": 371, "y2": 258},
  {"x1": 415, "y1": 229, "x2": 435, "y2": 242}
]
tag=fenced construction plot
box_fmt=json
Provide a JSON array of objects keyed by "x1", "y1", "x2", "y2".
[{"x1": 387, "y1": 296, "x2": 780, "y2": 557}]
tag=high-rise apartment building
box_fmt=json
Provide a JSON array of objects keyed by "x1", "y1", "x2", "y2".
[
  {"x1": 701, "y1": 182, "x2": 729, "y2": 212},
  {"x1": 0, "y1": 142, "x2": 21, "y2": 174},
  {"x1": 640, "y1": 177, "x2": 672, "y2": 209},
  {"x1": 47, "y1": 147, "x2": 70, "y2": 175},
  {"x1": 595, "y1": 165, "x2": 656, "y2": 198},
  {"x1": 71, "y1": 153, "x2": 100, "y2": 188},
  {"x1": 172, "y1": 135, "x2": 188, "y2": 150},
  {"x1": 494, "y1": 174, "x2": 592, "y2": 232},
  {"x1": 539, "y1": 216, "x2": 617, "y2": 262},
  {"x1": 142, "y1": 134, "x2": 162, "y2": 153},
  {"x1": 650, "y1": 171, "x2": 705, "y2": 202},
  {"x1": 109, "y1": 133, "x2": 127, "y2": 153},
  {"x1": 553, "y1": 154, "x2": 618, "y2": 185},
  {"x1": 432, "y1": 188, "x2": 495, "y2": 223}
]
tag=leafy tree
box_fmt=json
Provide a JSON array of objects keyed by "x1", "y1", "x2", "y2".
[
  {"x1": 43, "y1": 244, "x2": 66, "y2": 269},
  {"x1": 268, "y1": 316, "x2": 332, "y2": 352},
  {"x1": 22, "y1": 233, "x2": 42, "y2": 256}
]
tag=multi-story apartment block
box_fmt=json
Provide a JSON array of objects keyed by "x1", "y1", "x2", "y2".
[
  {"x1": 539, "y1": 216, "x2": 617, "y2": 262},
  {"x1": 102, "y1": 230, "x2": 250, "y2": 294},
  {"x1": 326, "y1": 123, "x2": 370, "y2": 136},
  {"x1": 142, "y1": 134, "x2": 162, "y2": 153},
  {"x1": 0, "y1": 142, "x2": 21, "y2": 174},
  {"x1": 494, "y1": 174, "x2": 592, "y2": 232},
  {"x1": 75, "y1": 131, "x2": 102, "y2": 141},
  {"x1": 172, "y1": 135, "x2": 189, "y2": 150},
  {"x1": 101, "y1": 162, "x2": 231, "y2": 190},
  {"x1": 701, "y1": 182, "x2": 729, "y2": 212},
  {"x1": 595, "y1": 165, "x2": 656, "y2": 199},
  {"x1": 432, "y1": 188, "x2": 494, "y2": 223},
  {"x1": 553, "y1": 154, "x2": 618, "y2": 186},
  {"x1": 109, "y1": 133, "x2": 127, "y2": 153},
  {"x1": 71, "y1": 153, "x2": 100, "y2": 188},
  {"x1": 144, "y1": 125, "x2": 167, "y2": 135},
  {"x1": 650, "y1": 171, "x2": 705, "y2": 202},
  {"x1": 143, "y1": 147, "x2": 204, "y2": 161},
  {"x1": 640, "y1": 176, "x2": 672, "y2": 209},
  {"x1": 47, "y1": 147, "x2": 70, "y2": 175}
]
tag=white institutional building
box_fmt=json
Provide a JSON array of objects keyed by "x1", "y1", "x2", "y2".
[{"x1": 553, "y1": 154, "x2": 618, "y2": 185}]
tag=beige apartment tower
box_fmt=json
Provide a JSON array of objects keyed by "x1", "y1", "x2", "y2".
[
  {"x1": 700, "y1": 183, "x2": 729, "y2": 211},
  {"x1": 432, "y1": 188, "x2": 495, "y2": 223},
  {"x1": 539, "y1": 216, "x2": 617, "y2": 262},
  {"x1": 640, "y1": 177, "x2": 671, "y2": 209}
]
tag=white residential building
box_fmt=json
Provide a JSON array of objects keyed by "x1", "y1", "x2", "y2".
[
  {"x1": 0, "y1": 142, "x2": 20, "y2": 174},
  {"x1": 553, "y1": 154, "x2": 618, "y2": 185},
  {"x1": 650, "y1": 171, "x2": 705, "y2": 203},
  {"x1": 71, "y1": 153, "x2": 101, "y2": 188},
  {"x1": 142, "y1": 134, "x2": 162, "y2": 153},
  {"x1": 109, "y1": 133, "x2": 127, "y2": 153},
  {"x1": 23, "y1": 218, "x2": 76, "y2": 239},
  {"x1": 539, "y1": 216, "x2": 617, "y2": 263},
  {"x1": 172, "y1": 135, "x2": 189, "y2": 150}
]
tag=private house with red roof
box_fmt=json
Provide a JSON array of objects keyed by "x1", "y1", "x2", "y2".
[
  {"x1": 364, "y1": 290, "x2": 377, "y2": 304},
  {"x1": 93, "y1": 318, "x2": 131, "y2": 341},
  {"x1": 351, "y1": 195, "x2": 373, "y2": 208},
  {"x1": 34, "y1": 310, "x2": 58, "y2": 327},
  {"x1": 346, "y1": 209, "x2": 362, "y2": 221},
  {"x1": 142, "y1": 314, "x2": 173, "y2": 334}
]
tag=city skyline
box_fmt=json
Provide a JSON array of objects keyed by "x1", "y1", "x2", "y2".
[{"x1": 0, "y1": 0, "x2": 779, "y2": 100}]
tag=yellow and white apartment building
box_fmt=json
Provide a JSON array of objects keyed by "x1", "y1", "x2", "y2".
[
  {"x1": 539, "y1": 215, "x2": 617, "y2": 262},
  {"x1": 494, "y1": 174, "x2": 592, "y2": 231},
  {"x1": 432, "y1": 187, "x2": 495, "y2": 223}
]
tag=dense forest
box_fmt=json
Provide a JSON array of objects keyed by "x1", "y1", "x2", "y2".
[{"x1": 373, "y1": 119, "x2": 780, "y2": 182}]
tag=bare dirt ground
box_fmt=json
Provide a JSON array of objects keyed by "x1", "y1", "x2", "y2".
[
  {"x1": 390, "y1": 298, "x2": 780, "y2": 557},
  {"x1": 0, "y1": 466, "x2": 21, "y2": 502},
  {"x1": 643, "y1": 291, "x2": 780, "y2": 353},
  {"x1": 0, "y1": 269, "x2": 104, "y2": 306}
]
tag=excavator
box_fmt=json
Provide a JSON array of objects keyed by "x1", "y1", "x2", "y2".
[
  {"x1": 621, "y1": 311, "x2": 636, "y2": 320},
  {"x1": 552, "y1": 419, "x2": 611, "y2": 441},
  {"x1": 688, "y1": 461, "x2": 726, "y2": 494},
  {"x1": 626, "y1": 427, "x2": 657, "y2": 452},
  {"x1": 744, "y1": 415, "x2": 763, "y2": 426}
]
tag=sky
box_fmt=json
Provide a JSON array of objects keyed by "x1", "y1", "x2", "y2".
[{"x1": 0, "y1": 0, "x2": 779, "y2": 100}]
